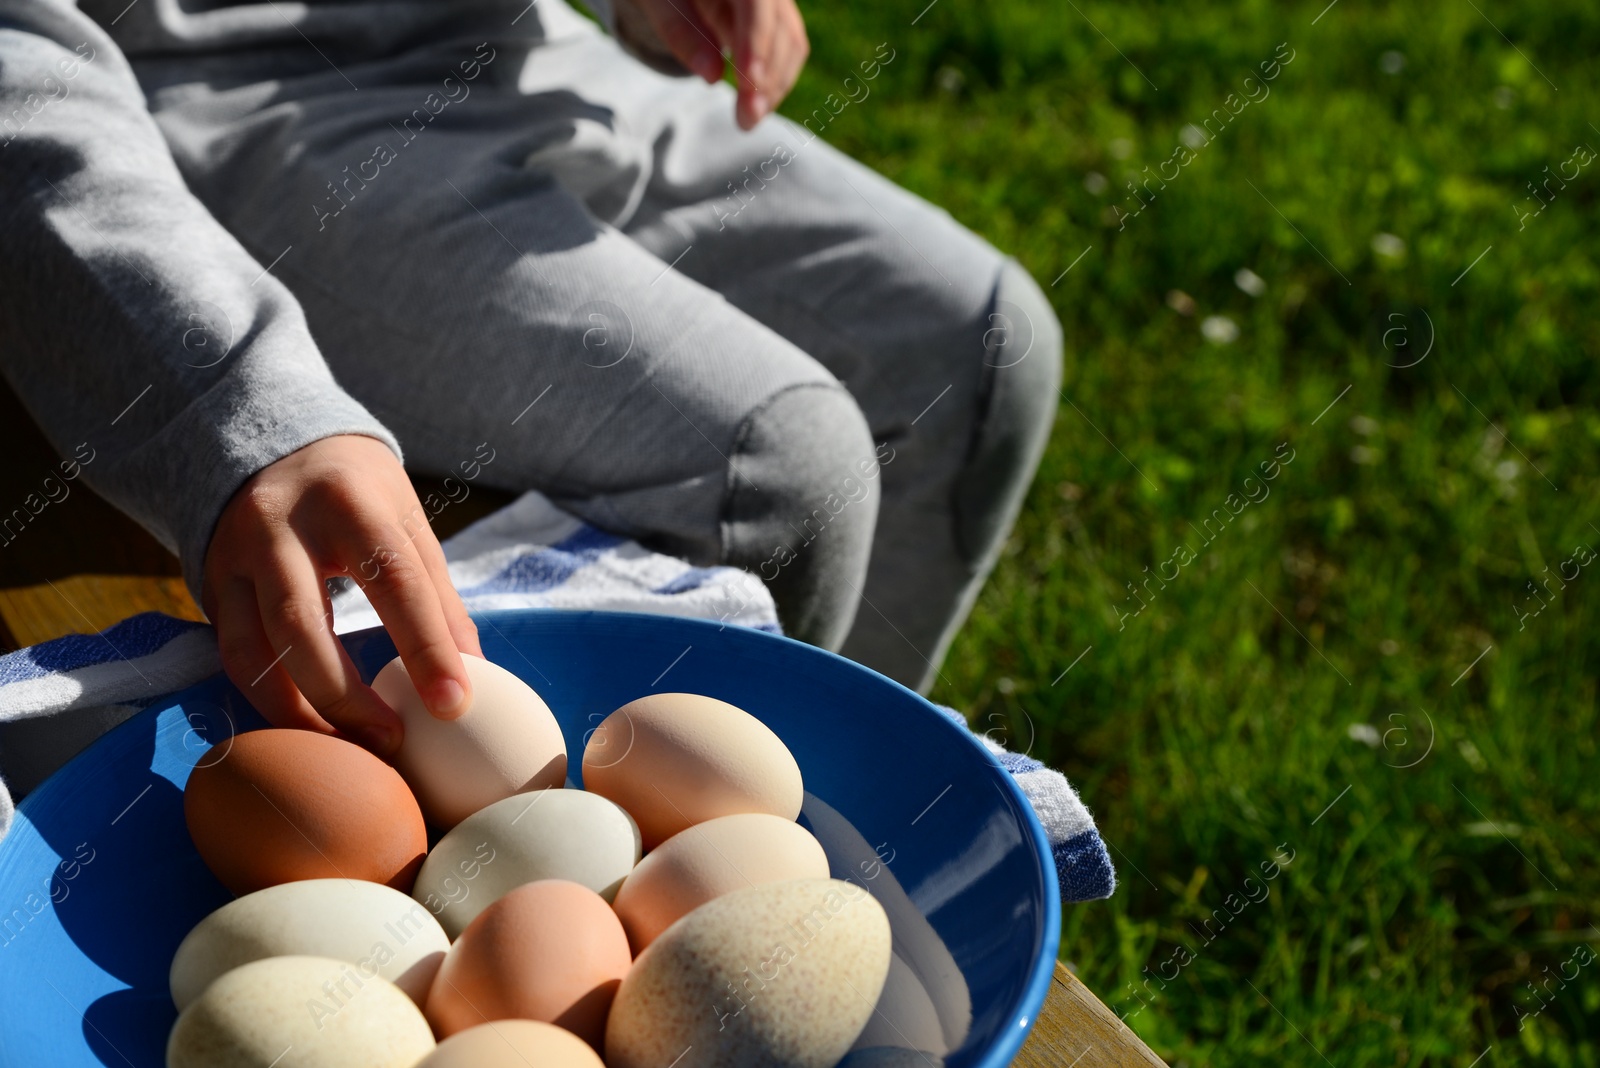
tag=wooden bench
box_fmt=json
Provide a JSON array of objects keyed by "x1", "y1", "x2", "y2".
[{"x1": 0, "y1": 384, "x2": 1166, "y2": 1067}]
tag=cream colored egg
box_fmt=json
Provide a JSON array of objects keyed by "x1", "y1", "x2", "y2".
[
  {"x1": 170, "y1": 879, "x2": 449, "y2": 1010},
  {"x1": 372, "y1": 653, "x2": 567, "y2": 829},
  {"x1": 582, "y1": 693, "x2": 802, "y2": 849},
  {"x1": 605, "y1": 877, "x2": 891, "y2": 1068},
  {"x1": 612, "y1": 813, "x2": 828, "y2": 952},
  {"x1": 414, "y1": 1020, "x2": 606, "y2": 1068},
  {"x1": 167, "y1": 955, "x2": 435, "y2": 1068},
  {"x1": 413, "y1": 788, "x2": 641, "y2": 938}
]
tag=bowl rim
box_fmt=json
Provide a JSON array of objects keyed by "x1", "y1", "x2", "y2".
[
  {"x1": 11, "y1": 606, "x2": 1062, "y2": 1067},
  {"x1": 455, "y1": 608, "x2": 1063, "y2": 1067}
]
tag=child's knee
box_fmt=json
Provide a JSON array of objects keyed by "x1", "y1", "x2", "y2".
[
  {"x1": 987, "y1": 257, "x2": 1065, "y2": 403},
  {"x1": 723, "y1": 382, "x2": 880, "y2": 649},
  {"x1": 953, "y1": 258, "x2": 1064, "y2": 565}
]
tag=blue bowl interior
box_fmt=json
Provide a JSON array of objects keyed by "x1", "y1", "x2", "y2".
[{"x1": 0, "y1": 609, "x2": 1058, "y2": 1067}]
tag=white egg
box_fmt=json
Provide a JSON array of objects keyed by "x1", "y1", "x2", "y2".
[
  {"x1": 167, "y1": 955, "x2": 435, "y2": 1067},
  {"x1": 413, "y1": 789, "x2": 641, "y2": 939},
  {"x1": 169, "y1": 879, "x2": 449, "y2": 1010},
  {"x1": 371, "y1": 653, "x2": 567, "y2": 829}
]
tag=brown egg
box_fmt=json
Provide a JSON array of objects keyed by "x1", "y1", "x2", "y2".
[
  {"x1": 426, "y1": 880, "x2": 632, "y2": 1049},
  {"x1": 184, "y1": 729, "x2": 427, "y2": 896},
  {"x1": 612, "y1": 813, "x2": 829, "y2": 953},
  {"x1": 582, "y1": 693, "x2": 803, "y2": 849},
  {"x1": 414, "y1": 1020, "x2": 606, "y2": 1068}
]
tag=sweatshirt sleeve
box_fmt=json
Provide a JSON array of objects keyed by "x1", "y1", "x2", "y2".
[{"x1": 0, "y1": 0, "x2": 404, "y2": 608}]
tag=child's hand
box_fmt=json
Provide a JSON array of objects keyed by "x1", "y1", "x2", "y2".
[
  {"x1": 202, "y1": 435, "x2": 482, "y2": 757},
  {"x1": 615, "y1": 0, "x2": 809, "y2": 129}
]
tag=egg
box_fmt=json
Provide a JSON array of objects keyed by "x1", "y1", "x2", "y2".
[
  {"x1": 426, "y1": 879, "x2": 632, "y2": 1049},
  {"x1": 169, "y1": 879, "x2": 449, "y2": 1010},
  {"x1": 167, "y1": 955, "x2": 435, "y2": 1068},
  {"x1": 414, "y1": 1020, "x2": 607, "y2": 1068},
  {"x1": 612, "y1": 812, "x2": 828, "y2": 953},
  {"x1": 605, "y1": 877, "x2": 892, "y2": 1068},
  {"x1": 371, "y1": 653, "x2": 567, "y2": 829},
  {"x1": 582, "y1": 693, "x2": 802, "y2": 849},
  {"x1": 413, "y1": 789, "x2": 640, "y2": 939},
  {"x1": 183, "y1": 729, "x2": 427, "y2": 895}
]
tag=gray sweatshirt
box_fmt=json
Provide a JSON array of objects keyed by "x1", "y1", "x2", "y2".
[{"x1": 0, "y1": 0, "x2": 617, "y2": 603}]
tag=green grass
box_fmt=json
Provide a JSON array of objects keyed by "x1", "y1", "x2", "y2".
[{"x1": 785, "y1": 1, "x2": 1600, "y2": 1064}]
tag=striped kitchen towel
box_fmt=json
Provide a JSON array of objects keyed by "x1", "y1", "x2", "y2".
[{"x1": 0, "y1": 489, "x2": 1113, "y2": 901}]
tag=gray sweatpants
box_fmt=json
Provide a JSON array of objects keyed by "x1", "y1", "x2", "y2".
[{"x1": 131, "y1": 0, "x2": 1063, "y2": 692}]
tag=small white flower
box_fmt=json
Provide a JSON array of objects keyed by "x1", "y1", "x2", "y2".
[
  {"x1": 997, "y1": 676, "x2": 1016, "y2": 695},
  {"x1": 1495, "y1": 459, "x2": 1520, "y2": 481},
  {"x1": 1201, "y1": 315, "x2": 1239, "y2": 344},
  {"x1": 1350, "y1": 445, "x2": 1379, "y2": 464},
  {"x1": 1372, "y1": 233, "x2": 1406, "y2": 258},
  {"x1": 1234, "y1": 268, "x2": 1266, "y2": 297},
  {"x1": 1380, "y1": 50, "x2": 1405, "y2": 74},
  {"x1": 1180, "y1": 124, "x2": 1209, "y2": 150},
  {"x1": 1350, "y1": 415, "x2": 1380, "y2": 436},
  {"x1": 1347, "y1": 723, "x2": 1382, "y2": 747},
  {"x1": 1109, "y1": 137, "x2": 1134, "y2": 160},
  {"x1": 1083, "y1": 171, "x2": 1108, "y2": 195}
]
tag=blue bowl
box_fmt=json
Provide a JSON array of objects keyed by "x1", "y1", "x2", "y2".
[{"x1": 0, "y1": 609, "x2": 1058, "y2": 1067}]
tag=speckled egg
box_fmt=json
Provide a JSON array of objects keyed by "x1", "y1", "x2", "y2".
[
  {"x1": 167, "y1": 955, "x2": 435, "y2": 1068},
  {"x1": 605, "y1": 877, "x2": 892, "y2": 1068},
  {"x1": 611, "y1": 813, "x2": 827, "y2": 953},
  {"x1": 371, "y1": 653, "x2": 567, "y2": 829},
  {"x1": 582, "y1": 693, "x2": 802, "y2": 849},
  {"x1": 413, "y1": 789, "x2": 640, "y2": 938},
  {"x1": 413, "y1": 1020, "x2": 607, "y2": 1068},
  {"x1": 169, "y1": 879, "x2": 449, "y2": 1010}
]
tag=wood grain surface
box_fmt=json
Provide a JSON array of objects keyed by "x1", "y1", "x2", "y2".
[{"x1": 1013, "y1": 962, "x2": 1168, "y2": 1068}]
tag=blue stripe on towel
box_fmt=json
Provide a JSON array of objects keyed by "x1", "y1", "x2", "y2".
[
  {"x1": 653, "y1": 567, "x2": 722, "y2": 595},
  {"x1": 996, "y1": 750, "x2": 1046, "y2": 776},
  {"x1": 1054, "y1": 827, "x2": 1117, "y2": 902},
  {"x1": 456, "y1": 526, "x2": 626, "y2": 598},
  {"x1": 0, "y1": 612, "x2": 208, "y2": 685}
]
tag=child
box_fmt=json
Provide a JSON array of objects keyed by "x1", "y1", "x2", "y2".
[{"x1": 0, "y1": 0, "x2": 1061, "y2": 751}]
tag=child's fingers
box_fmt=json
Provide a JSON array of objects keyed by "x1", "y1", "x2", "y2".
[
  {"x1": 212, "y1": 575, "x2": 333, "y2": 737},
  {"x1": 333, "y1": 522, "x2": 473, "y2": 722},
  {"x1": 695, "y1": 0, "x2": 737, "y2": 52},
  {"x1": 773, "y1": 0, "x2": 808, "y2": 101},
  {"x1": 643, "y1": 0, "x2": 724, "y2": 82},
  {"x1": 253, "y1": 544, "x2": 403, "y2": 755},
  {"x1": 412, "y1": 530, "x2": 482, "y2": 659},
  {"x1": 735, "y1": 0, "x2": 776, "y2": 92},
  {"x1": 733, "y1": 0, "x2": 806, "y2": 128}
]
